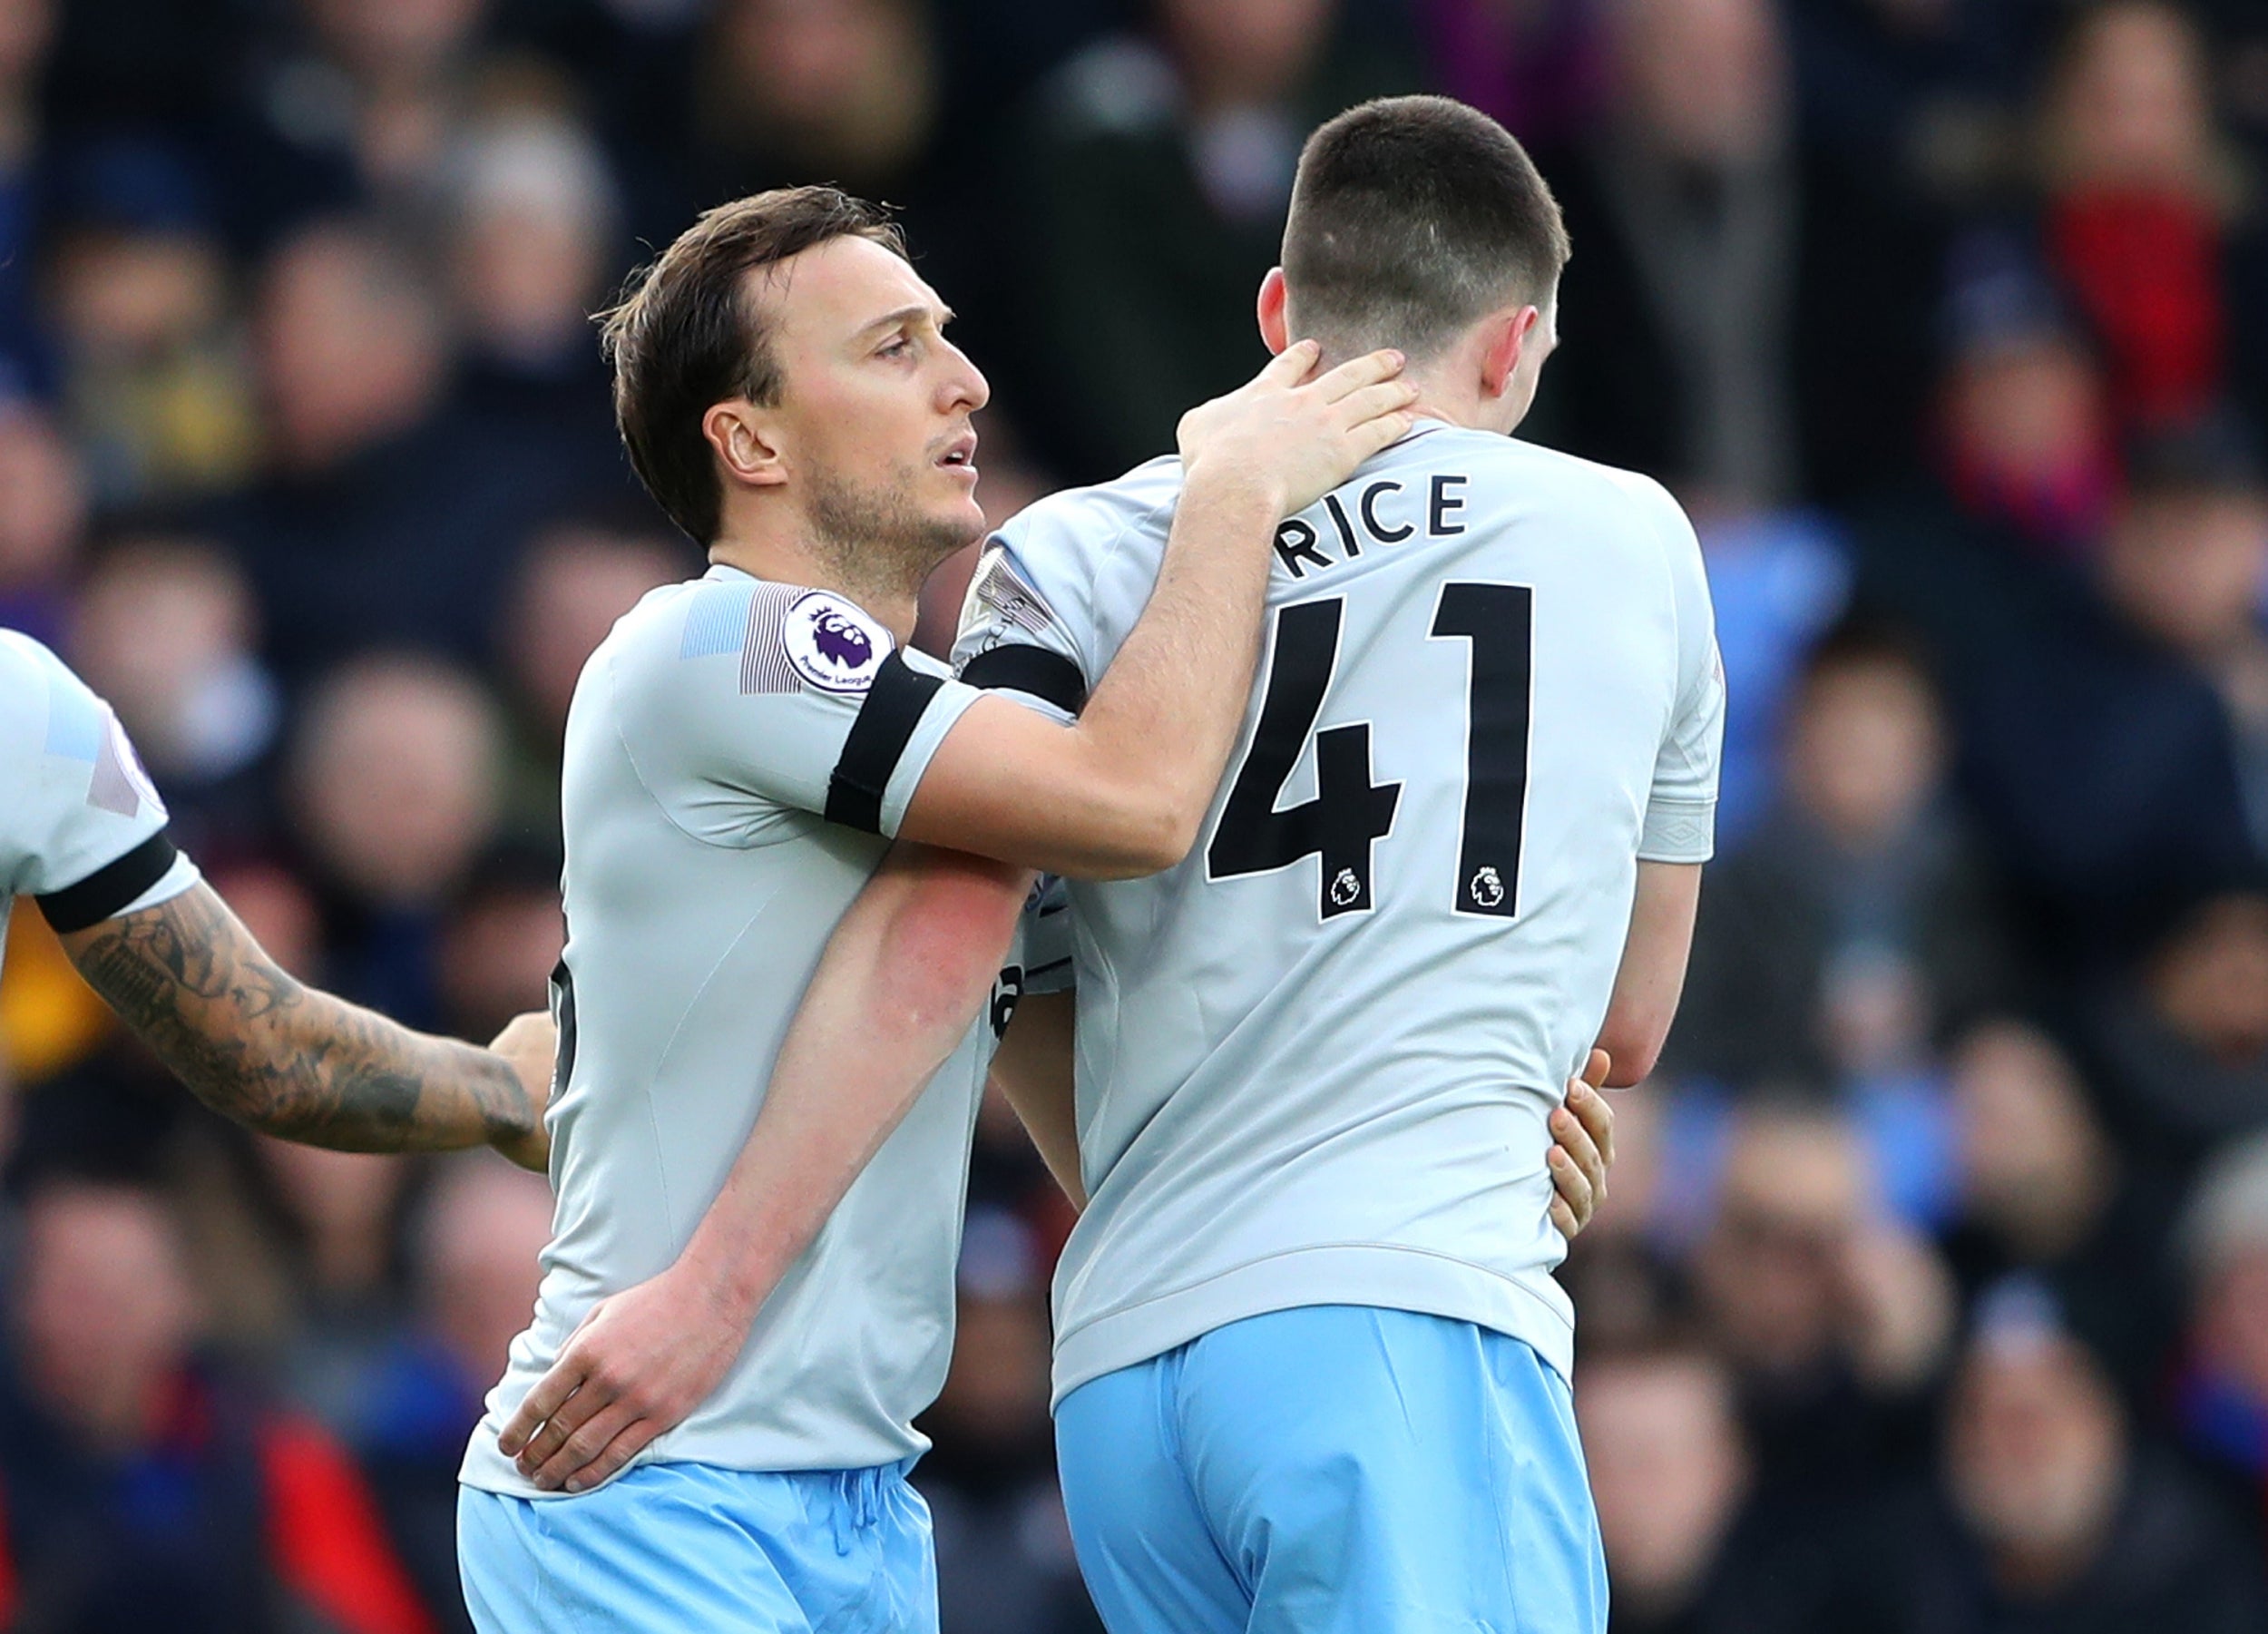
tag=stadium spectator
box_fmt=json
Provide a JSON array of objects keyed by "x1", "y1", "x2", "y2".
[
  {"x1": 1532, "y1": 0, "x2": 1936, "y2": 507},
  {"x1": 692, "y1": 0, "x2": 941, "y2": 201},
  {"x1": 0, "y1": 1165, "x2": 435, "y2": 1634},
  {"x1": 1850, "y1": 1280, "x2": 2268, "y2": 1634},
  {"x1": 0, "y1": 0, "x2": 54, "y2": 391},
  {"x1": 1579, "y1": 1342, "x2": 1834, "y2": 1634},
  {"x1": 433, "y1": 847, "x2": 563, "y2": 1049},
  {"x1": 220, "y1": 219, "x2": 562, "y2": 682},
  {"x1": 2093, "y1": 416, "x2": 2268, "y2": 854},
  {"x1": 1410, "y1": 0, "x2": 1608, "y2": 150},
  {"x1": 494, "y1": 519, "x2": 686, "y2": 838},
  {"x1": 350, "y1": 1156, "x2": 555, "y2": 1634},
  {"x1": 1687, "y1": 504, "x2": 1852, "y2": 846},
  {"x1": 2031, "y1": 1, "x2": 2268, "y2": 438},
  {"x1": 2173, "y1": 1130, "x2": 2268, "y2": 1549},
  {"x1": 1690, "y1": 1103, "x2": 1955, "y2": 1502},
  {"x1": 212, "y1": 0, "x2": 500, "y2": 250},
  {"x1": 42, "y1": 136, "x2": 257, "y2": 511},
  {"x1": 0, "y1": 397, "x2": 88, "y2": 650},
  {"x1": 1673, "y1": 621, "x2": 2010, "y2": 1095},
  {"x1": 1935, "y1": 1017, "x2": 2180, "y2": 1396},
  {"x1": 67, "y1": 535, "x2": 279, "y2": 852},
  {"x1": 439, "y1": 111, "x2": 631, "y2": 498},
  {"x1": 288, "y1": 654, "x2": 504, "y2": 1029},
  {"x1": 2089, "y1": 885, "x2": 2268, "y2": 1159},
  {"x1": 1901, "y1": 409, "x2": 2263, "y2": 958},
  {"x1": 1006, "y1": 0, "x2": 1415, "y2": 478}
]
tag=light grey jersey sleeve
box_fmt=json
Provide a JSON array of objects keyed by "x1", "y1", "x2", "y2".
[
  {"x1": 1624, "y1": 483, "x2": 1725, "y2": 864},
  {"x1": 626, "y1": 575, "x2": 986, "y2": 840},
  {"x1": 0, "y1": 631, "x2": 200, "y2": 953}
]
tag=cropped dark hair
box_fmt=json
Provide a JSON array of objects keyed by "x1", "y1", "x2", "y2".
[
  {"x1": 599, "y1": 187, "x2": 907, "y2": 544},
  {"x1": 1283, "y1": 96, "x2": 1571, "y2": 361}
]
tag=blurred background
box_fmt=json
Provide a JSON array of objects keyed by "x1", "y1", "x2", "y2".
[{"x1": 0, "y1": 0, "x2": 2265, "y2": 1629}]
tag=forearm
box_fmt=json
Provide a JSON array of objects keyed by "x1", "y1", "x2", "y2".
[
  {"x1": 1066, "y1": 470, "x2": 1282, "y2": 846},
  {"x1": 63, "y1": 882, "x2": 533, "y2": 1153},
  {"x1": 1595, "y1": 861, "x2": 1703, "y2": 1087},
  {"x1": 992, "y1": 991, "x2": 1083, "y2": 1207},
  {"x1": 678, "y1": 845, "x2": 1031, "y2": 1312}
]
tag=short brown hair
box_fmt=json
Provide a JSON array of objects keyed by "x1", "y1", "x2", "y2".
[
  {"x1": 1283, "y1": 96, "x2": 1571, "y2": 361},
  {"x1": 599, "y1": 187, "x2": 907, "y2": 543}
]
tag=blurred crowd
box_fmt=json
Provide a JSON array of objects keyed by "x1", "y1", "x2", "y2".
[{"x1": 0, "y1": 0, "x2": 2264, "y2": 1630}]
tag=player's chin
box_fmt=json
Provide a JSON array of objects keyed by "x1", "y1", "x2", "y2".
[{"x1": 924, "y1": 479, "x2": 987, "y2": 541}]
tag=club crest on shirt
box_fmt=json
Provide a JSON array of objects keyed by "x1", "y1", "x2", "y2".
[{"x1": 782, "y1": 591, "x2": 893, "y2": 694}]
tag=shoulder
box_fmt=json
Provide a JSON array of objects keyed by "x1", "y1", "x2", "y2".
[
  {"x1": 1491, "y1": 438, "x2": 1694, "y2": 542},
  {"x1": 0, "y1": 630, "x2": 83, "y2": 761},
  {"x1": 996, "y1": 455, "x2": 1184, "y2": 561}
]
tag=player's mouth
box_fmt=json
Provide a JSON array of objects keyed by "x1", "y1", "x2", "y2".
[{"x1": 935, "y1": 429, "x2": 979, "y2": 483}]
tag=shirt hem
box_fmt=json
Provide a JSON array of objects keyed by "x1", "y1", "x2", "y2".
[{"x1": 1048, "y1": 1244, "x2": 1575, "y2": 1409}]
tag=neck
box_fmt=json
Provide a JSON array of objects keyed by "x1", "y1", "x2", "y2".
[
  {"x1": 708, "y1": 518, "x2": 924, "y2": 643},
  {"x1": 1402, "y1": 368, "x2": 1511, "y2": 437}
]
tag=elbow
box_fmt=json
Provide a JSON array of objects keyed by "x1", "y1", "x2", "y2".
[
  {"x1": 1594, "y1": 1022, "x2": 1668, "y2": 1090},
  {"x1": 1086, "y1": 793, "x2": 1203, "y2": 880}
]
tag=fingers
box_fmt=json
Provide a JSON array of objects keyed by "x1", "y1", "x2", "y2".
[
  {"x1": 1552, "y1": 1095, "x2": 1605, "y2": 1208},
  {"x1": 1582, "y1": 1047, "x2": 1611, "y2": 1091},
  {"x1": 1343, "y1": 409, "x2": 1418, "y2": 465},
  {"x1": 1550, "y1": 1197, "x2": 1579, "y2": 1238},
  {"x1": 1569, "y1": 1073, "x2": 1617, "y2": 1174},
  {"x1": 527, "y1": 1397, "x2": 643, "y2": 1492},
  {"x1": 497, "y1": 1355, "x2": 586, "y2": 1459},
  {"x1": 1332, "y1": 379, "x2": 1422, "y2": 429},
  {"x1": 1256, "y1": 338, "x2": 1321, "y2": 388},
  {"x1": 1310, "y1": 347, "x2": 1404, "y2": 402},
  {"x1": 560, "y1": 1416, "x2": 666, "y2": 1495},
  {"x1": 512, "y1": 1369, "x2": 616, "y2": 1479},
  {"x1": 1547, "y1": 1140, "x2": 1595, "y2": 1232}
]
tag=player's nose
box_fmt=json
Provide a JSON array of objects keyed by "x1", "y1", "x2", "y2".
[{"x1": 939, "y1": 339, "x2": 989, "y2": 415}]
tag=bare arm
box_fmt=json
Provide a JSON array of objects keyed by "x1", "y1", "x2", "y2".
[
  {"x1": 1593, "y1": 860, "x2": 1702, "y2": 1088},
  {"x1": 896, "y1": 342, "x2": 1415, "y2": 878},
  {"x1": 500, "y1": 842, "x2": 1029, "y2": 1489},
  {"x1": 61, "y1": 881, "x2": 548, "y2": 1169},
  {"x1": 992, "y1": 990, "x2": 1082, "y2": 1207}
]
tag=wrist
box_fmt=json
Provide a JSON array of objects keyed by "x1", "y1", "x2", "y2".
[
  {"x1": 1180, "y1": 455, "x2": 1288, "y2": 522},
  {"x1": 675, "y1": 1233, "x2": 781, "y2": 1321}
]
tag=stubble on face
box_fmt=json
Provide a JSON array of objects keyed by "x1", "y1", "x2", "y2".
[{"x1": 804, "y1": 455, "x2": 979, "y2": 605}]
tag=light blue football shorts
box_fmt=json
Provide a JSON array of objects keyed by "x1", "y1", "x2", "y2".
[
  {"x1": 457, "y1": 1458, "x2": 936, "y2": 1634},
  {"x1": 1054, "y1": 1305, "x2": 1607, "y2": 1634}
]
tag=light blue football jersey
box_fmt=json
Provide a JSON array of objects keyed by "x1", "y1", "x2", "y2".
[
  {"x1": 953, "y1": 422, "x2": 1724, "y2": 1400},
  {"x1": 462, "y1": 567, "x2": 1070, "y2": 1497},
  {"x1": 0, "y1": 631, "x2": 200, "y2": 972}
]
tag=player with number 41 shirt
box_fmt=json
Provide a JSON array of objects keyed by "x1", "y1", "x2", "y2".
[
  {"x1": 954, "y1": 99, "x2": 1724, "y2": 1634},
  {"x1": 958, "y1": 413, "x2": 1721, "y2": 1406}
]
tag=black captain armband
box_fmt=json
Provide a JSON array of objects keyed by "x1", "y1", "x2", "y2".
[
  {"x1": 34, "y1": 830, "x2": 182, "y2": 934},
  {"x1": 826, "y1": 653, "x2": 948, "y2": 835},
  {"x1": 959, "y1": 644, "x2": 1089, "y2": 717}
]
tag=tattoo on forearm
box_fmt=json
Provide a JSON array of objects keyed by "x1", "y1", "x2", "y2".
[{"x1": 66, "y1": 885, "x2": 530, "y2": 1153}]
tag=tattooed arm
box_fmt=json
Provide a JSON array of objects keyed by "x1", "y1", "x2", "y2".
[{"x1": 58, "y1": 881, "x2": 552, "y2": 1170}]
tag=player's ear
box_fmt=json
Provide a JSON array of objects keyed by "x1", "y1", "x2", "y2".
[
  {"x1": 1256, "y1": 268, "x2": 1291, "y2": 356},
  {"x1": 703, "y1": 399, "x2": 788, "y2": 491},
  {"x1": 1477, "y1": 306, "x2": 1540, "y2": 402}
]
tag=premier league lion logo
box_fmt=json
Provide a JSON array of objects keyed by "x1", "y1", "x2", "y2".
[
  {"x1": 784, "y1": 591, "x2": 891, "y2": 694},
  {"x1": 811, "y1": 610, "x2": 875, "y2": 673}
]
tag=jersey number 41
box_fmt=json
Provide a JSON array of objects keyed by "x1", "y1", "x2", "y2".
[{"x1": 1207, "y1": 583, "x2": 1531, "y2": 924}]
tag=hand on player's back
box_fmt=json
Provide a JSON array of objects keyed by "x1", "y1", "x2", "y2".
[
  {"x1": 1549, "y1": 1049, "x2": 1617, "y2": 1238},
  {"x1": 1177, "y1": 339, "x2": 1416, "y2": 520}
]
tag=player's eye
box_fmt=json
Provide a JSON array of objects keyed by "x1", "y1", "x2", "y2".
[{"x1": 878, "y1": 334, "x2": 914, "y2": 359}]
